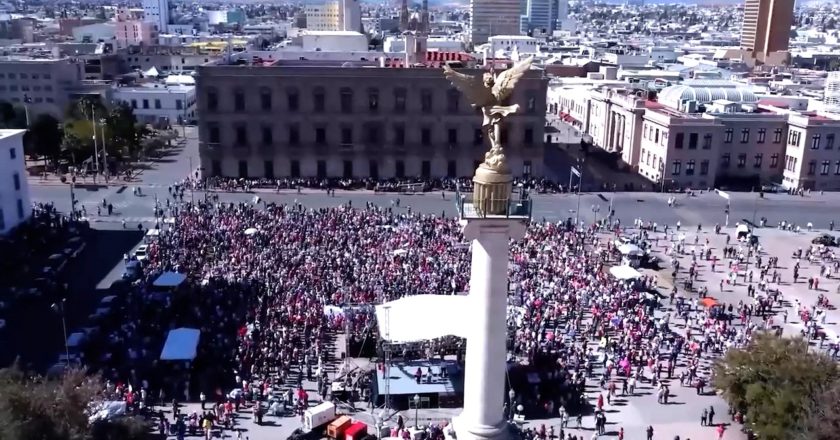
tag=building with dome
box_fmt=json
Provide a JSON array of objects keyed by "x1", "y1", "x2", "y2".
[{"x1": 657, "y1": 83, "x2": 760, "y2": 113}]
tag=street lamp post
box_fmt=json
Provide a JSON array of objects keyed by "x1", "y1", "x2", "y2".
[
  {"x1": 51, "y1": 299, "x2": 70, "y2": 364},
  {"x1": 572, "y1": 158, "x2": 584, "y2": 227},
  {"x1": 100, "y1": 118, "x2": 109, "y2": 183},
  {"x1": 591, "y1": 204, "x2": 601, "y2": 226},
  {"x1": 413, "y1": 394, "x2": 420, "y2": 429}
]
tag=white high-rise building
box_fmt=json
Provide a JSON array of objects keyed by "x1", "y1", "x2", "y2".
[
  {"x1": 0, "y1": 130, "x2": 30, "y2": 235},
  {"x1": 470, "y1": 0, "x2": 521, "y2": 45},
  {"x1": 304, "y1": 0, "x2": 361, "y2": 32},
  {"x1": 142, "y1": 0, "x2": 169, "y2": 33}
]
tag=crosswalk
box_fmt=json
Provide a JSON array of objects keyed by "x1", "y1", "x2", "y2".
[{"x1": 90, "y1": 216, "x2": 159, "y2": 224}]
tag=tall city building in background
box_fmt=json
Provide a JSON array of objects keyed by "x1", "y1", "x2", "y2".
[
  {"x1": 340, "y1": 0, "x2": 362, "y2": 32},
  {"x1": 739, "y1": 0, "x2": 794, "y2": 65},
  {"x1": 142, "y1": 0, "x2": 169, "y2": 33},
  {"x1": 305, "y1": 0, "x2": 361, "y2": 32},
  {"x1": 143, "y1": 0, "x2": 169, "y2": 32},
  {"x1": 521, "y1": 0, "x2": 563, "y2": 34},
  {"x1": 469, "y1": 0, "x2": 521, "y2": 44}
]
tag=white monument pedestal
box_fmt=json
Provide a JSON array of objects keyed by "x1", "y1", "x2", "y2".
[{"x1": 453, "y1": 218, "x2": 526, "y2": 440}]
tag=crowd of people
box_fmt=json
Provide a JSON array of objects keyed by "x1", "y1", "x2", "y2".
[
  {"x1": 194, "y1": 176, "x2": 568, "y2": 194},
  {"x1": 71, "y1": 186, "x2": 832, "y2": 440}
]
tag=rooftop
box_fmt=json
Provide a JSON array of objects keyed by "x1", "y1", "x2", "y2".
[{"x1": 0, "y1": 129, "x2": 26, "y2": 140}]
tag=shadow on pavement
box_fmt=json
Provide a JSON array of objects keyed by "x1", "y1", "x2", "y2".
[{"x1": 0, "y1": 229, "x2": 144, "y2": 372}]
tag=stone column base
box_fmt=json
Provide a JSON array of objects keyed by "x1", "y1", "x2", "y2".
[{"x1": 450, "y1": 415, "x2": 511, "y2": 440}]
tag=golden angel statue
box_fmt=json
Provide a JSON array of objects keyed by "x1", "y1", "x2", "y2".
[{"x1": 443, "y1": 57, "x2": 533, "y2": 171}]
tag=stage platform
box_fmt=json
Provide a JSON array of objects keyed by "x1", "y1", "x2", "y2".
[{"x1": 372, "y1": 360, "x2": 464, "y2": 409}]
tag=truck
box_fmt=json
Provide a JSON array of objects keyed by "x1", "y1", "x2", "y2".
[{"x1": 303, "y1": 402, "x2": 337, "y2": 433}]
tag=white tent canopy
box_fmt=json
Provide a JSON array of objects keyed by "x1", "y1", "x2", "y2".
[
  {"x1": 736, "y1": 224, "x2": 750, "y2": 233},
  {"x1": 618, "y1": 244, "x2": 643, "y2": 255},
  {"x1": 153, "y1": 271, "x2": 187, "y2": 288},
  {"x1": 160, "y1": 328, "x2": 201, "y2": 360},
  {"x1": 610, "y1": 265, "x2": 642, "y2": 280},
  {"x1": 375, "y1": 295, "x2": 469, "y2": 343},
  {"x1": 145, "y1": 66, "x2": 159, "y2": 77}
]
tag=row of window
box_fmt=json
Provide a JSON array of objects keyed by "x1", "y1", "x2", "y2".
[
  {"x1": 129, "y1": 98, "x2": 190, "y2": 110},
  {"x1": 788, "y1": 131, "x2": 838, "y2": 150},
  {"x1": 719, "y1": 153, "x2": 779, "y2": 169},
  {"x1": 673, "y1": 132, "x2": 712, "y2": 150},
  {"x1": 645, "y1": 125, "x2": 788, "y2": 148},
  {"x1": 724, "y1": 128, "x2": 784, "y2": 144},
  {"x1": 207, "y1": 123, "x2": 535, "y2": 147},
  {"x1": 0, "y1": 72, "x2": 52, "y2": 80},
  {"x1": 669, "y1": 153, "x2": 783, "y2": 176},
  {"x1": 670, "y1": 159, "x2": 709, "y2": 176},
  {"x1": 0, "y1": 84, "x2": 53, "y2": 92},
  {"x1": 212, "y1": 158, "x2": 534, "y2": 180},
  {"x1": 206, "y1": 87, "x2": 539, "y2": 115},
  {"x1": 785, "y1": 154, "x2": 840, "y2": 176}
]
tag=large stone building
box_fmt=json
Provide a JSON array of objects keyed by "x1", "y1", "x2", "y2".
[
  {"x1": 196, "y1": 60, "x2": 547, "y2": 180},
  {"x1": 549, "y1": 80, "x2": 840, "y2": 191}
]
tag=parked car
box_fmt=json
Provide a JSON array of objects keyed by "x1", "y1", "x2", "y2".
[{"x1": 133, "y1": 245, "x2": 149, "y2": 262}]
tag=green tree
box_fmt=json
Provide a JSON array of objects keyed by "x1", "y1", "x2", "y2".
[
  {"x1": 24, "y1": 114, "x2": 63, "y2": 165},
  {"x1": 800, "y1": 380, "x2": 840, "y2": 440},
  {"x1": 713, "y1": 333, "x2": 840, "y2": 440},
  {"x1": 0, "y1": 101, "x2": 27, "y2": 129},
  {"x1": 0, "y1": 366, "x2": 150, "y2": 440},
  {"x1": 104, "y1": 103, "x2": 149, "y2": 159}
]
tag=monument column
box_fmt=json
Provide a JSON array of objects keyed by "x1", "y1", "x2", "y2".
[
  {"x1": 458, "y1": 218, "x2": 525, "y2": 440},
  {"x1": 443, "y1": 56, "x2": 535, "y2": 440}
]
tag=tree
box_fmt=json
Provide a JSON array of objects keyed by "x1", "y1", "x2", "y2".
[
  {"x1": 25, "y1": 114, "x2": 63, "y2": 165},
  {"x1": 713, "y1": 333, "x2": 840, "y2": 440},
  {"x1": 0, "y1": 101, "x2": 27, "y2": 129},
  {"x1": 104, "y1": 103, "x2": 149, "y2": 159},
  {"x1": 0, "y1": 366, "x2": 150, "y2": 440},
  {"x1": 800, "y1": 380, "x2": 840, "y2": 440}
]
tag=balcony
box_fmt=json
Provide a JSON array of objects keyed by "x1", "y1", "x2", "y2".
[{"x1": 455, "y1": 184, "x2": 532, "y2": 220}]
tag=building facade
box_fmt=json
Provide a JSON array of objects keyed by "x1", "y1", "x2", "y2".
[
  {"x1": 112, "y1": 84, "x2": 196, "y2": 126},
  {"x1": 196, "y1": 64, "x2": 547, "y2": 180},
  {"x1": 554, "y1": 82, "x2": 840, "y2": 191},
  {"x1": 740, "y1": 0, "x2": 794, "y2": 64},
  {"x1": 783, "y1": 113, "x2": 840, "y2": 191},
  {"x1": 470, "y1": 0, "x2": 521, "y2": 45},
  {"x1": 0, "y1": 130, "x2": 30, "y2": 235},
  {"x1": 142, "y1": 0, "x2": 169, "y2": 33},
  {"x1": 115, "y1": 21, "x2": 159, "y2": 48},
  {"x1": 304, "y1": 2, "x2": 341, "y2": 31},
  {"x1": 0, "y1": 58, "x2": 84, "y2": 119}
]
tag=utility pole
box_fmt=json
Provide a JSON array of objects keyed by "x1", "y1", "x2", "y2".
[
  {"x1": 100, "y1": 118, "x2": 109, "y2": 183},
  {"x1": 91, "y1": 106, "x2": 100, "y2": 176}
]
